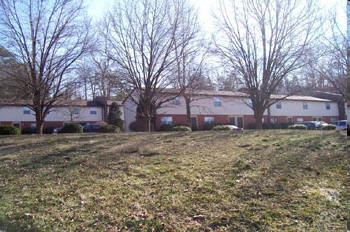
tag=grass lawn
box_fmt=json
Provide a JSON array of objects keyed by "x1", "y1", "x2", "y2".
[{"x1": 0, "y1": 130, "x2": 348, "y2": 231}]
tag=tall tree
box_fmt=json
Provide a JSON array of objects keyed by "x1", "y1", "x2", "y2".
[
  {"x1": 314, "y1": 2, "x2": 347, "y2": 101},
  {"x1": 103, "y1": 0, "x2": 198, "y2": 132},
  {"x1": 108, "y1": 102, "x2": 124, "y2": 130},
  {"x1": 172, "y1": 1, "x2": 207, "y2": 129},
  {"x1": 0, "y1": 0, "x2": 92, "y2": 134},
  {"x1": 214, "y1": 0, "x2": 321, "y2": 129}
]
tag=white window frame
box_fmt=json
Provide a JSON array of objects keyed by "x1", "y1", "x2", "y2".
[
  {"x1": 302, "y1": 102, "x2": 308, "y2": 110},
  {"x1": 276, "y1": 101, "x2": 282, "y2": 109},
  {"x1": 161, "y1": 116, "x2": 173, "y2": 125},
  {"x1": 90, "y1": 107, "x2": 97, "y2": 115},
  {"x1": 73, "y1": 107, "x2": 80, "y2": 114},
  {"x1": 213, "y1": 97, "x2": 221, "y2": 107},
  {"x1": 204, "y1": 116, "x2": 215, "y2": 124},
  {"x1": 313, "y1": 117, "x2": 322, "y2": 121},
  {"x1": 172, "y1": 97, "x2": 180, "y2": 105},
  {"x1": 23, "y1": 107, "x2": 31, "y2": 114}
]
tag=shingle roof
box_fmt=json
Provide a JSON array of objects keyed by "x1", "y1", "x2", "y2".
[{"x1": 0, "y1": 99, "x2": 122, "y2": 107}]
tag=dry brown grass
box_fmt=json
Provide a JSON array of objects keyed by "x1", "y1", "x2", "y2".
[{"x1": 0, "y1": 130, "x2": 348, "y2": 231}]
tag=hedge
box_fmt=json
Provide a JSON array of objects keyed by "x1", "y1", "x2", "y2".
[
  {"x1": 60, "y1": 123, "x2": 83, "y2": 133},
  {"x1": 212, "y1": 125, "x2": 230, "y2": 130},
  {"x1": 0, "y1": 125, "x2": 21, "y2": 135},
  {"x1": 97, "y1": 124, "x2": 121, "y2": 133}
]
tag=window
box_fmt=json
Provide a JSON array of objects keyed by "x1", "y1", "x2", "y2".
[
  {"x1": 204, "y1": 116, "x2": 215, "y2": 124},
  {"x1": 229, "y1": 117, "x2": 236, "y2": 125},
  {"x1": 276, "y1": 101, "x2": 282, "y2": 109},
  {"x1": 172, "y1": 97, "x2": 180, "y2": 105},
  {"x1": 213, "y1": 97, "x2": 221, "y2": 107},
  {"x1": 23, "y1": 107, "x2": 30, "y2": 114},
  {"x1": 73, "y1": 107, "x2": 80, "y2": 114},
  {"x1": 90, "y1": 108, "x2": 97, "y2": 115},
  {"x1": 12, "y1": 123, "x2": 20, "y2": 128},
  {"x1": 287, "y1": 117, "x2": 293, "y2": 123},
  {"x1": 247, "y1": 99, "x2": 253, "y2": 107},
  {"x1": 297, "y1": 118, "x2": 304, "y2": 122},
  {"x1": 161, "y1": 116, "x2": 173, "y2": 125},
  {"x1": 313, "y1": 117, "x2": 322, "y2": 121},
  {"x1": 325, "y1": 103, "x2": 330, "y2": 110},
  {"x1": 302, "y1": 102, "x2": 308, "y2": 109}
]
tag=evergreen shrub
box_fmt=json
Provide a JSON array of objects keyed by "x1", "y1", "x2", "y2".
[
  {"x1": 98, "y1": 124, "x2": 121, "y2": 133},
  {"x1": 129, "y1": 120, "x2": 143, "y2": 132},
  {"x1": 60, "y1": 123, "x2": 83, "y2": 133},
  {"x1": 212, "y1": 125, "x2": 230, "y2": 130},
  {"x1": 172, "y1": 125, "x2": 191, "y2": 131},
  {"x1": 0, "y1": 125, "x2": 21, "y2": 135},
  {"x1": 160, "y1": 124, "x2": 173, "y2": 131},
  {"x1": 321, "y1": 124, "x2": 336, "y2": 130}
]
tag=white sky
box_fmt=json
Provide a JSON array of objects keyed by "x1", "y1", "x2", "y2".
[{"x1": 87, "y1": 0, "x2": 346, "y2": 32}]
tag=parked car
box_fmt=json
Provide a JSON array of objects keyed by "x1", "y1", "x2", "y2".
[
  {"x1": 83, "y1": 124, "x2": 102, "y2": 132},
  {"x1": 317, "y1": 121, "x2": 328, "y2": 127},
  {"x1": 52, "y1": 127, "x2": 62, "y2": 134},
  {"x1": 293, "y1": 121, "x2": 322, "y2": 130},
  {"x1": 333, "y1": 120, "x2": 348, "y2": 131},
  {"x1": 225, "y1": 125, "x2": 244, "y2": 132}
]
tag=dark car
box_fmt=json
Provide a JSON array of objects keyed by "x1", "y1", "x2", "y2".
[
  {"x1": 294, "y1": 121, "x2": 323, "y2": 130},
  {"x1": 83, "y1": 124, "x2": 102, "y2": 132}
]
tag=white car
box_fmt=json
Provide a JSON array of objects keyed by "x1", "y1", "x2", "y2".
[{"x1": 333, "y1": 120, "x2": 348, "y2": 131}]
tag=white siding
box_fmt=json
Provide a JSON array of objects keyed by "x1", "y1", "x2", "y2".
[
  {"x1": 270, "y1": 100, "x2": 339, "y2": 117},
  {"x1": 158, "y1": 96, "x2": 255, "y2": 115},
  {"x1": 0, "y1": 106, "x2": 36, "y2": 121},
  {"x1": 123, "y1": 98, "x2": 137, "y2": 132},
  {"x1": 0, "y1": 106, "x2": 104, "y2": 122}
]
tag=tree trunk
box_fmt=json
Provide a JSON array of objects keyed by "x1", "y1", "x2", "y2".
[
  {"x1": 35, "y1": 112, "x2": 44, "y2": 135},
  {"x1": 254, "y1": 113, "x2": 264, "y2": 129},
  {"x1": 142, "y1": 116, "x2": 151, "y2": 132},
  {"x1": 185, "y1": 96, "x2": 192, "y2": 129}
]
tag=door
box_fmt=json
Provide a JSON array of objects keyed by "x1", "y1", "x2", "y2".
[{"x1": 191, "y1": 117, "x2": 198, "y2": 131}]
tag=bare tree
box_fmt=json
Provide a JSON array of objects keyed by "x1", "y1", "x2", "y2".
[
  {"x1": 214, "y1": 0, "x2": 322, "y2": 129},
  {"x1": 0, "y1": 0, "x2": 92, "y2": 134},
  {"x1": 103, "y1": 0, "x2": 198, "y2": 132},
  {"x1": 314, "y1": 4, "x2": 347, "y2": 100},
  {"x1": 172, "y1": 1, "x2": 208, "y2": 129}
]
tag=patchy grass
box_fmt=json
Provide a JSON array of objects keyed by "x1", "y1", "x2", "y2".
[{"x1": 0, "y1": 130, "x2": 348, "y2": 231}]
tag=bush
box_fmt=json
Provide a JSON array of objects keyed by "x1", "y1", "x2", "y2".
[
  {"x1": 60, "y1": 123, "x2": 83, "y2": 133},
  {"x1": 160, "y1": 124, "x2": 173, "y2": 131},
  {"x1": 0, "y1": 125, "x2": 21, "y2": 135},
  {"x1": 97, "y1": 124, "x2": 121, "y2": 133},
  {"x1": 129, "y1": 120, "x2": 144, "y2": 132},
  {"x1": 172, "y1": 125, "x2": 191, "y2": 131},
  {"x1": 288, "y1": 124, "x2": 307, "y2": 130},
  {"x1": 212, "y1": 125, "x2": 230, "y2": 130},
  {"x1": 321, "y1": 124, "x2": 336, "y2": 130}
]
